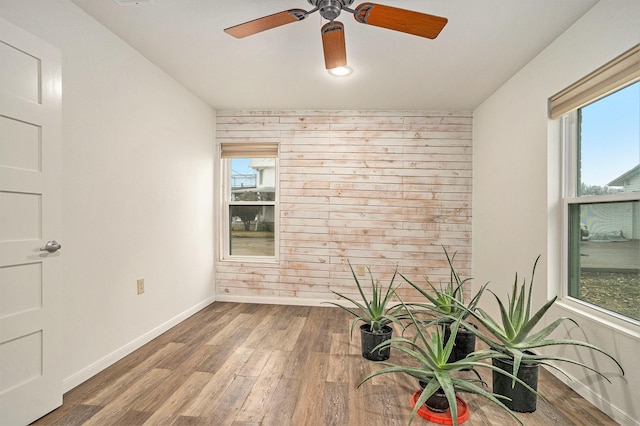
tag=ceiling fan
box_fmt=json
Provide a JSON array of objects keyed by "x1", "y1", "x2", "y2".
[{"x1": 224, "y1": 0, "x2": 448, "y2": 70}]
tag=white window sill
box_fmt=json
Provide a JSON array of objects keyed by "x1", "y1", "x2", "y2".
[{"x1": 555, "y1": 298, "x2": 640, "y2": 340}]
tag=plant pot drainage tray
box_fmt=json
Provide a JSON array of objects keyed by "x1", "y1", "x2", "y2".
[{"x1": 411, "y1": 390, "x2": 469, "y2": 425}]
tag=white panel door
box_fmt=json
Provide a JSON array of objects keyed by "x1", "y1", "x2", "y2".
[{"x1": 0, "y1": 17, "x2": 63, "y2": 425}]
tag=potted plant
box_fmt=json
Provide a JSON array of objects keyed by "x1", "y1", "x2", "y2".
[
  {"x1": 462, "y1": 255, "x2": 625, "y2": 413},
  {"x1": 325, "y1": 261, "x2": 404, "y2": 361},
  {"x1": 401, "y1": 247, "x2": 488, "y2": 363},
  {"x1": 359, "y1": 306, "x2": 529, "y2": 425}
]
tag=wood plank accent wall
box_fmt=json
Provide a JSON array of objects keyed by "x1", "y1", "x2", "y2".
[{"x1": 215, "y1": 110, "x2": 472, "y2": 304}]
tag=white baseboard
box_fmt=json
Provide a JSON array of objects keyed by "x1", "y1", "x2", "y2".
[
  {"x1": 214, "y1": 294, "x2": 400, "y2": 311},
  {"x1": 62, "y1": 296, "x2": 216, "y2": 392},
  {"x1": 214, "y1": 293, "x2": 337, "y2": 307},
  {"x1": 545, "y1": 366, "x2": 638, "y2": 426}
]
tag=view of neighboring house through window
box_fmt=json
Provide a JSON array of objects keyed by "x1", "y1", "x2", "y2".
[
  {"x1": 565, "y1": 80, "x2": 639, "y2": 322},
  {"x1": 221, "y1": 144, "x2": 278, "y2": 260}
]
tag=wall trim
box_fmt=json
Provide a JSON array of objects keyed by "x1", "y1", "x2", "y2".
[
  {"x1": 62, "y1": 296, "x2": 216, "y2": 392},
  {"x1": 545, "y1": 367, "x2": 638, "y2": 426},
  {"x1": 215, "y1": 294, "x2": 408, "y2": 310},
  {"x1": 215, "y1": 294, "x2": 334, "y2": 307}
]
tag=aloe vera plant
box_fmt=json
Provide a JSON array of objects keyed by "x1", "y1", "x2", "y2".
[
  {"x1": 401, "y1": 247, "x2": 488, "y2": 322},
  {"x1": 359, "y1": 304, "x2": 529, "y2": 426},
  {"x1": 465, "y1": 255, "x2": 625, "y2": 383},
  {"x1": 325, "y1": 261, "x2": 403, "y2": 336}
]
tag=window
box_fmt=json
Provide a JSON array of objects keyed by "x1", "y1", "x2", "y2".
[
  {"x1": 221, "y1": 144, "x2": 278, "y2": 260},
  {"x1": 553, "y1": 45, "x2": 640, "y2": 323}
]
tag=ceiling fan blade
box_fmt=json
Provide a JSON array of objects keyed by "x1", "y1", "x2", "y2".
[
  {"x1": 354, "y1": 3, "x2": 447, "y2": 39},
  {"x1": 321, "y1": 21, "x2": 347, "y2": 69},
  {"x1": 224, "y1": 9, "x2": 308, "y2": 38}
]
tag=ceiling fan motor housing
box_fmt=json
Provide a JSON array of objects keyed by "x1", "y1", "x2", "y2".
[{"x1": 308, "y1": 0, "x2": 354, "y2": 21}]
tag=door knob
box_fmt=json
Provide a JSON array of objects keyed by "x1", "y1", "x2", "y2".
[{"x1": 40, "y1": 240, "x2": 62, "y2": 253}]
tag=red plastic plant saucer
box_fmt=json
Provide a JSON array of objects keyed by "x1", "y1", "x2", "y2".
[{"x1": 411, "y1": 390, "x2": 470, "y2": 425}]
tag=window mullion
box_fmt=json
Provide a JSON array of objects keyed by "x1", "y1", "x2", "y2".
[{"x1": 566, "y1": 192, "x2": 640, "y2": 204}]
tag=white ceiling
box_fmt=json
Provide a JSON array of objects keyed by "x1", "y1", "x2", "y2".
[{"x1": 69, "y1": 0, "x2": 599, "y2": 111}]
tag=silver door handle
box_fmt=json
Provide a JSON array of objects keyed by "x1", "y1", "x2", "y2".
[{"x1": 40, "y1": 240, "x2": 62, "y2": 253}]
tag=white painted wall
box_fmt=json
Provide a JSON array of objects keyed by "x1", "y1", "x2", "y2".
[
  {"x1": 0, "y1": 0, "x2": 216, "y2": 391},
  {"x1": 473, "y1": 1, "x2": 640, "y2": 424}
]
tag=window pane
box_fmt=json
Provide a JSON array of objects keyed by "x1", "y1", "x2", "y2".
[
  {"x1": 578, "y1": 81, "x2": 639, "y2": 196},
  {"x1": 229, "y1": 157, "x2": 276, "y2": 201},
  {"x1": 229, "y1": 205, "x2": 275, "y2": 256},
  {"x1": 569, "y1": 202, "x2": 640, "y2": 321},
  {"x1": 224, "y1": 154, "x2": 277, "y2": 259}
]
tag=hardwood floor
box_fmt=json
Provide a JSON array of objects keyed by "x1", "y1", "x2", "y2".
[{"x1": 33, "y1": 302, "x2": 618, "y2": 425}]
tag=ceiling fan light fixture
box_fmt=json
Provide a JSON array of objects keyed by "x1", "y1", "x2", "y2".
[
  {"x1": 318, "y1": 0, "x2": 342, "y2": 20},
  {"x1": 328, "y1": 66, "x2": 353, "y2": 77},
  {"x1": 308, "y1": 0, "x2": 355, "y2": 20},
  {"x1": 226, "y1": 1, "x2": 447, "y2": 72}
]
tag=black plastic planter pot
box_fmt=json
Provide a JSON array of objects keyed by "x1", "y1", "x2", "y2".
[
  {"x1": 360, "y1": 324, "x2": 392, "y2": 361},
  {"x1": 492, "y1": 357, "x2": 539, "y2": 413},
  {"x1": 415, "y1": 381, "x2": 470, "y2": 423},
  {"x1": 418, "y1": 381, "x2": 449, "y2": 413},
  {"x1": 425, "y1": 388, "x2": 449, "y2": 413},
  {"x1": 443, "y1": 324, "x2": 477, "y2": 364}
]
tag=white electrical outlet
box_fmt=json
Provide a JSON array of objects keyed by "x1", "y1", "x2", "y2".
[{"x1": 137, "y1": 278, "x2": 145, "y2": 295}]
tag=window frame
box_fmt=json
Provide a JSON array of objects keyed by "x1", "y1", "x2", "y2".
[
  {"x1": 560, "y1": 93, "x2": 640, "y2": 327},
  {"x1": 219, "y1": 144, "x2": 279, "y2": 263}
]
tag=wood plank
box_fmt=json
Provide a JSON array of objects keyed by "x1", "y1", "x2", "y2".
[
  {"x1": 206, "y1": 375, "x2": 257, "y2": 426},
  {"x1": 84, "y1": 343, "x2": 183, "y2": 406},
  {"x1": 82, "y1": 368, "x2": 172, "y2": 425},
  {"x1": 326, "y1": 332, "x2": 351, "y2": 383},
  {"x1": 141, "y1": 371, "x2": 213, "y2": 425},
  {"x1": 290, "y1": 352, "x2": 329, "y2": 425},
  {"x1": 234, "y1": 349, "x2": 290, "y2": 423},
  {"x1": 321, "y1": 381, "x2": 349, "y2": 426},
  {"x1": 182, "y1": 346, "x2": 255, "y2": 417},
  {"x1": 260, "y1": 377, "x2": 301, "y2": 426}
]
